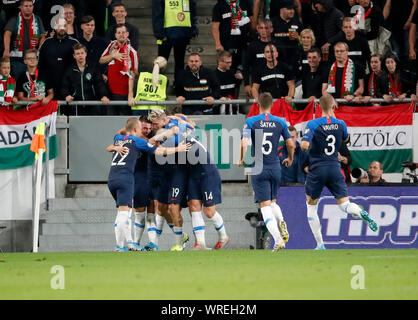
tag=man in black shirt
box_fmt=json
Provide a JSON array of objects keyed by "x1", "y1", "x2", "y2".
[
  {"x1": 251, "y1": 43, "x2": 295, "y2": 104},
  {"x1": 271, "y1": 0, "x2": 303, "y2": 74},
  {"x1": 300, "y1": 48, "x2": 326, "y2": 106},
  {"x1": 37, "y1": 17, "x2": 79, "y2": 104},
  {"x1": 176, "y1": 53, "x2": 221, "y2": 115},
  {"x1": 61, "y1": 43, "x2": 110, "y2": 115},
  {"x1": 105, "y1": 3, "x2": 139, "y2": 52},
  {"x1": 212, "y1": 0, "x2": 253, "y2": 76},
  {"x1": 331, "y1": 17, "x2": 370, "y2": 74},
  {"x1": 214, "y1": 50, "x2": 239, "y2": 114},
  {"x1": 16, "y1": 49, "x2": 53, "y2": 105},
  {"x1": 78, "y1": 15, "x2": 109, "y2": 75},
  {"x1": 243, "y1": 18, "x2": 274, "y2": 97}
]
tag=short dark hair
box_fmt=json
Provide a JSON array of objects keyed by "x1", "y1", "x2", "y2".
[
  {"x1": 115, "y1": 23, "x2": 127, "y2": 33},
  {"x1": 189, "y1": 52, "x2": 201, "y2": 58},
  {"x1": 217, "y1": 50, "x2": 232, "y2": 63},
  {"x1": 307, "y1": 47, "x2": 322, "y2": 57},
  {"x1": 288, "y1": 125, "x2": 297, "y2": 132},
  {"x1": 20, "y1": 0, "x2": 33, "y2": 6},
  {"x1": 80, "y1": 15, "x2": 95, "y2": 25},
  {"x1": 139, "y1": 115, "x2": 151, "y2": 124},
  {"x1": 73, "y1": 43, "x2": 87, "y2": 53},
  {"x1": 112, "y1": 2, "x2": 126, "y2": 10}
]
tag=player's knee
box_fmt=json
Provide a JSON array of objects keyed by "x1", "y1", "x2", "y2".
[
  {"x1": 188, "y1": 200, "x2": 201, "y2": 212},
  {"x1": 203, "y1": 206, "x2": 215, "y2": 218}
]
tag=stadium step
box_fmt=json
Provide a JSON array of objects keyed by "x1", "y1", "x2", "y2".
[
  {"x1": 47, "y1": 196, "x2": 255, "y2": 211},
  {"x1": 39, "y1": 181, "x2": 257, "y2": 252},
  {"x1": 43, "y1": 208, "x2": 252, "y2": 224}
]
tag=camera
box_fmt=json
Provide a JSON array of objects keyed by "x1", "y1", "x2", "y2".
[
  {"x1": 401, "y1": 161, "x2": 418, "y2": 171},
  {"x1": 401, "y1": 161, "x2": 418, "y2": 183},
  {"x1": 351, "y1": 167, "x2": 369, "y2": 180}
]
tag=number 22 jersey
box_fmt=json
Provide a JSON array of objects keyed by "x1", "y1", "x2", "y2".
[{"x1": 108, "y1": 134, "x2": 157, "y2": 179}]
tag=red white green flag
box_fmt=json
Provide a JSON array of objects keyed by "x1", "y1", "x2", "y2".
[
  {"x1": 0, "y1": 101, "x2": 58, "y2": 169},
  {"x1": 322, "y1": 103, "x2": 414, "y2": 173}
]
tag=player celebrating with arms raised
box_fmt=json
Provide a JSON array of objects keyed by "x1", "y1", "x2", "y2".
[
  {"x1": 239, "y1": 92, "x2": 295, "y2": 252},
  {"x1": 301, "y1": 94, "x2": 378, "y2": 250}
]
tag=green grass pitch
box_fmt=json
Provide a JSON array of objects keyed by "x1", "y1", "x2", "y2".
[{"x1": 1, "y1": 249, "x2": 417, "y2": 300}]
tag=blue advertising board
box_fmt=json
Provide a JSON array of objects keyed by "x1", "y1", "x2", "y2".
[{"x1": 277, "y1": 186, "x2": 418, "y2": 249}]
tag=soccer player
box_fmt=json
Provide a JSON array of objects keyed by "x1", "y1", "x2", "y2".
[
  {"x1": 107, "y1": 117, "x2": 189, "y2": 252},
  {"x1": 239, "y1": 92, "x2": 295, "y2": 252},
  {"x1": 148, "y1": 110, "x2": 192, "y2": 251},
  {"x1": 131, "y1": 117, "x2": 157, "y2": 250},
  {"x1": 300, "y1": 94, "x2": 378, "y2": 250},
  {"x1": 175, "y1": 114, "x2": 230, "y2": 250}
]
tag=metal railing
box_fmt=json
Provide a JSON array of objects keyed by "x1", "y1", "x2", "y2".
[{"x1": 15, "y1": 98, "x2": 415, "y2": 107}]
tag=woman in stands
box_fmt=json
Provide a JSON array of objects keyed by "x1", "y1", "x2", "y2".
[
  {"x1": 296, "y1": 29, "x2": 317, "y2": 77},
  {"x1": 362, "y1": 54, "x2": 383, "y2": 104},
  {"x1": 378, "y1": 54, "x2": 414, "y2": 103}
]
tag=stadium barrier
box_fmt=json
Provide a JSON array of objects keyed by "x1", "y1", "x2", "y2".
[{"x1": 276, "y1": 185, "x2": 418, "y2": 249}]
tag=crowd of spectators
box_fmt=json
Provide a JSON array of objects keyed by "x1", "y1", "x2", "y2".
[{"x1": 0, "y1": 0, "x2": 417, "y2": 116}]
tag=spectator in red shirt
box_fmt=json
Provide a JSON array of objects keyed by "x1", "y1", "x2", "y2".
[{"x1": 100, "y1": 23, "x2": 138, "y2": 115}]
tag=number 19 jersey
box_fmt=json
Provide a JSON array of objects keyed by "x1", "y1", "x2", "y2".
[{"x1": 302, "y1": 116, "x2": 348, "y2": 170}]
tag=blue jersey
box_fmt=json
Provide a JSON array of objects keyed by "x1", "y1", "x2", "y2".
[
  {"x1": 164, "y1": 118, "x2": 195, "y2": 147},
  {"x1": 243, "y1": 113, "x2": 291, "y2": 169},
  {"x1": 302, "y1": 116, "x2": 348, "y2": 170},
  {"x1": 109, "y1": 134, "x2": 157, "y2": 178}
]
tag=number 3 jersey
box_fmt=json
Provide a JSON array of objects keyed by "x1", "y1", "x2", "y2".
[
  {"x1": 302, "y1": 116, "x2": 348, "y2": 170},
  {"x1": 108, "y1": 134, "x2": 157, "y2": 179},
  {"x1": 243, "y1": 113, "x2": 291, "y2": 169}
]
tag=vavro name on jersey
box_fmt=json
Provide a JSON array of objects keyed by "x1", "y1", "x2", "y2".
[{"x1": 322, "y1": 124, "x2": 339, "y2": 131}]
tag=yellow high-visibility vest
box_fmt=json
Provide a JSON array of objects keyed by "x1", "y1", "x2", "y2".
[
  {"x1": 164, "y1": 0, "x2": 191, "y2": 28},
  {"x1": 132, "y1": 72, "x2": 167, "y2": 110}
]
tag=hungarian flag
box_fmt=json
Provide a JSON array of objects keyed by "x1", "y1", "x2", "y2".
[
  {"x1": 0, "y1": 101, "x2": 58, "y2": 169},
  {"x1": 247, "y1": 98, "x2": 315, "y2": 135},
  {"x1": 325, "y1": 103, "x2": 414, "y2": 173},
  {"x1": 282, "y1": 100, "x2": 315, "y2": 136}
]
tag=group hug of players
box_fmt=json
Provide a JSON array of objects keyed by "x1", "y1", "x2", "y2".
[
  {"x1": 107, "y1": 92, "x2": 379, "y2": 252},
  {"x1": 106, "y1": 109, "x2": 230, "y2": 252}
]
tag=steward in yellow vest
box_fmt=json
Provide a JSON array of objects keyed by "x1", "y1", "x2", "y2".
[
  {"x1": 132, "y1": 56, "x2": 168, "y2": 115},
  {"x1": 152, "y1": 0, "x2": 198, "y2": 84},
  {"x1": 152, "y1": 0, "x2": 198, "y2": 44}
]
